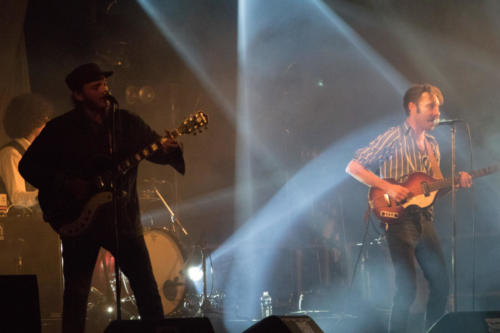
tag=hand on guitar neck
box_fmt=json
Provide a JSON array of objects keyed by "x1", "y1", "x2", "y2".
[
  {"x1": 161, "y1": 130, "x2": 182, "y2": 152},
  {"x1": 456, "y1": 171, "x2": 473, "y2": 189}
]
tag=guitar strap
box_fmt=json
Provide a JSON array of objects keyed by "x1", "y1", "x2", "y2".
[{"x1": 425, "y1": 139, "x2": 443, "y2": 180}]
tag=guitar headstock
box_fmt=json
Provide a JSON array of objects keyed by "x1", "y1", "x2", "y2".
[{"x1": 177, "y1": 111, "x2": 208, "y2": 136}]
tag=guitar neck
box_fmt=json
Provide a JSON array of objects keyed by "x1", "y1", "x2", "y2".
[
  {"x1": 428, "y1": 163, "x2": 500, "y2": 192},
  {"x1": 117, "y1": 131, "x2": 183, "y2": 175},
  {"x1": 115, "y1": 111, "x2": 207, "y2": 175},
  {"x1": 469, "y1": 164, "x2": 500, "y2": 179}
]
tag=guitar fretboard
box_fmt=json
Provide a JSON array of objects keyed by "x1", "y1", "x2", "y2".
[
  {"x1": 427, "y1": 163, "x2": 500, "y2": 192},
  {"x1": 116, "y1": 130, "x2": 181, "y2": 175},
  {"x1": 116, "y1": 112, "x2": 207, "y2": 175}
]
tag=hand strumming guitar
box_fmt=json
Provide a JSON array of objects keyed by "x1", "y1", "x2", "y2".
[
  {"x1": 65, "y1": 177, "x2": 92, "y2": 202},
  {"x1": 384, "y1": 182, "x2": 411, "y2": 204}
]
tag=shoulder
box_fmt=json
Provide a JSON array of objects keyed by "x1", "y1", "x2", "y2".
[
  {"x1": 118, "y1": 109, "x2": 147, "y2": 125},
  {"x1": 0, "y1": 146, "x2": 20, "y2": 170},
  {"x1": 118, "y1": 108, "x2": 139, "y2": 119},
  {"x1": 386, "y1": 125, "x2": 404, "y2": 137},
  {"x1": 45, "y1": 109, "x2": 80, "y2": 129},
  {"x1": 0, "y1": 146, "x2": 19, "y2": 159},
  {"x1": 0, "y1": 139, "x2": 25, "y2": 157},
  {"x1": 372, "y1": 125, "x2": 403, "y2": 144},
  {"x1": 118, "y1": 109, "x2": 155, "y2": 133}
]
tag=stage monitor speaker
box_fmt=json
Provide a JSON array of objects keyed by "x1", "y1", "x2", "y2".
[
  {"x1": 427, "y1": 311, "x2": 500, "y2": 333},
  {"x1": 0, "y1": 274, "x2": 41, "y2": 333},
  {"x1": 243, "y1": 315, "x2": 324, "y2": 333},
  {"x1": 104, "y1": 317, "x2": 215, "y2": 333}
]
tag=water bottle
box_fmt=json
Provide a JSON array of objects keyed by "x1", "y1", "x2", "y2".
[{"x1": 260, "y1": 291, "x2": 272, "y2": 318}]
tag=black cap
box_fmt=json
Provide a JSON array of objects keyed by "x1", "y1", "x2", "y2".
[{"x1": 65, "y1": 63, "x2": 113, "y2": 91}]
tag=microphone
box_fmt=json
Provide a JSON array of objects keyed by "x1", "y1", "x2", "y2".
[
  {"x1": 434, "y1": 118, "x2": 462, "y2": 126},
  {"x1": 104, "y1": 92, "x2": 119, "y2": 105}
]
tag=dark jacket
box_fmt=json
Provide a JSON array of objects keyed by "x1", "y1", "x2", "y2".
[{"x1": 19, "y1": 108, "x2": 184, "y2": 237}]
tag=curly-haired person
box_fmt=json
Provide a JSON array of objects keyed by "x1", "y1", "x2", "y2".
[{"x1": 0, "y1": 93, "x2": 53, "y2": 208}]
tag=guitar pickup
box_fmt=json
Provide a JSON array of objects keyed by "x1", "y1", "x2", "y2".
[{"x1": 380, "y1": 210, "x2": 399, "y2": 219}]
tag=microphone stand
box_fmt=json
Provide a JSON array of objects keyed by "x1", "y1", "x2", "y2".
[
  {"x1": 110, "y1": 98, "x2": 122, "y2": 320},
  {"x1": 195, "y1": 232, "x2": 217, "y2": 315},
  {"x1": 200, "y1": 245, "x2": 214, "y2": 315},
  {"x1": 450, "y1": 124, "x2": 457, "y2": 312}
]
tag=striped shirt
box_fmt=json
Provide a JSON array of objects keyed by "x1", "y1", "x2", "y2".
[{"x1": 353, "y1": 122, "x2": 440, "y2": 183}]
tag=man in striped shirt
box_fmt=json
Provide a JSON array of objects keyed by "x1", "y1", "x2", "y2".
[{"x1": 346, "y1": 83, "x2": 472, "y2": 333}]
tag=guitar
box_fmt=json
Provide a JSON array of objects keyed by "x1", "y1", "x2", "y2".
[
  {"x1": 368, "y1": 163, "x2": 499, "y2": 224},
  {"x1": 42, "y1": 111, "x2": 208, "y2": 237}
]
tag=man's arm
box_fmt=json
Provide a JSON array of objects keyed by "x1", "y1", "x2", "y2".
[{"x1": 346, "y1": 160, "x2": 411, "y2": 203}]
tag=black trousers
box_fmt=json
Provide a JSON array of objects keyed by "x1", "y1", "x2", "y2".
[
  {"x1": 385, "y1": 207, "x2": 449, "y2": 333},
  {"x1": 61, "y1": 232, "x2": 163, "y2": 333}
]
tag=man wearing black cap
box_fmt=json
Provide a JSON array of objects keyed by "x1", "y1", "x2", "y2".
[{"x1": 19, "y1": 63, "x2": 185, "y2": 332}]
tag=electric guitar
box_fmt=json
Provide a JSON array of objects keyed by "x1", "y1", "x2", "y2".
[
  {"x1": 368, "y1": 163, "x2": 499, "y2": 224},
  {"x1": 42, "y1": 111, "x2": 208, "y2": 237}
]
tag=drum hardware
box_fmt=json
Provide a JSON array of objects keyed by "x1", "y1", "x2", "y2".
[
  {"x1": 199, "y1": 245, "x2": 218, "y2": 314},
  {"x1": 151, "y1": 185, "x2": 189, "y2": 238},
  {"x1": 87, "y1": 286, "x2": 139, "y2": 332},
  {"x1": 150, "y1": 182, "x2": 222, "y2": 315},
  {"x1": 139, "y1": 178, "x2": 169, "y2": 201},
  {"x1": 153, "y1": 184, "x2": 216, "y2": 315},
  {"x1": 182, "y1": 237, "x2": 220, "y2": 315},
  {"x1": 91, "y1": 185, "x2": 223, "y2": 318},
  {"x1": 148, "y1": 183, "x2": 208, "y2": 316}
]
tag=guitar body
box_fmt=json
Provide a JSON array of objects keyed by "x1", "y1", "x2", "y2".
[
  {"x1": 57, "y1": 192, "x2": 113, "y2": 237},
  {"x1": 368, "y1": 172, "x2": 441, "y2": 224},
  {"x1": 39, "y1": 156, "x2": 115, "y2": 237}
]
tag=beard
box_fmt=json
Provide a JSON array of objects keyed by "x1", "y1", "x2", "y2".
[{"x1": 82, "y1": 96, "x2": 108, "y2": 113}]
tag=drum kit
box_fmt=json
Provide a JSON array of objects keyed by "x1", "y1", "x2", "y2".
[{"x1": 86, "y1": 178, "x2": 223, "y2": 327}]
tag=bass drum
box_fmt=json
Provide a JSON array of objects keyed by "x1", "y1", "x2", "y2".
[{"x1": 144, "y1": 228, "x2": 186, "y2": 315}]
